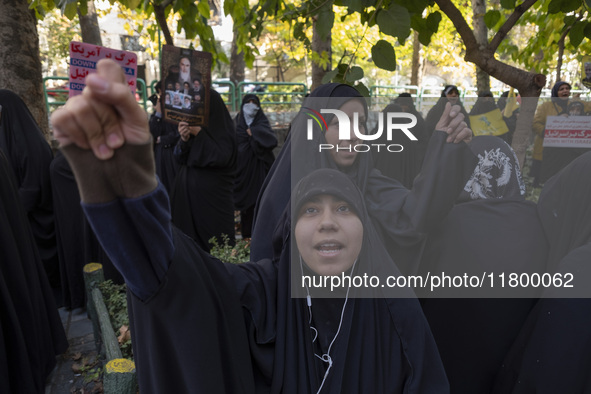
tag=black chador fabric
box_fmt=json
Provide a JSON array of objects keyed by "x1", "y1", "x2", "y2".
[
  {"x1": 234, "y1": 94, "x2": 277, "y2": 212},
  {"x1": 251, "y1": 83, "x2": 476, "y2": 273},
  {"x1": 0, "y1": 150, "x2": 67, "y2": 393},
  {"x1": 50, "y1": 151, "x2": 122, "y2": 309},
  {"x1": 493, "y1": 152, "x2": 591, "y2": 394},
  {"x1": 372, "y1": 103, "x2": 429, "y2": 188},
  {"x1": 127, "y1": 168, "x2": 448, "y2": 393},
  {"x1": 419, "y1": 136, "x2": 548, "y2": 393},
  {"x1": 149, "y1": 112, "x2": 180, "y2": 194},
  {"x1": 170, "y1": 89, "x2": 237, "y2": 251},
  {"x1": 0, "y1": 90, "x2": 58, "y2": 286}
]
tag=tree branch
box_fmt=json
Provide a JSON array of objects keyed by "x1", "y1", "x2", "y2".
[
  {"x1": 153, "y1": 1, "x2": 174, "y2": 45},
  {"x1": 434, "y1": 0, "x2": 479, "y2": 54},
  {"x1": 489, "y1": 0, "x2": 538, "y2": 52}
]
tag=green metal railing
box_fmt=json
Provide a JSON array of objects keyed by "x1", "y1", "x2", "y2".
[
  {"x1": 43, "y1": 76, "x2": 69, "y2": 117},
  {"x1": 47, "y1": 76, "x2": 588, "y2": 118},
  {"x1": 236, "y1": 82, "x2": 307, "y2": 112},
  {"x1": 43, "y1": 76, "x2": 149, "y2": 114},
  {"x1": 370, "y1": 85, "x2": 420, "y2": 111},
  {"x1": 212, "y1": 80, "x2": 237, "y2": 112}
]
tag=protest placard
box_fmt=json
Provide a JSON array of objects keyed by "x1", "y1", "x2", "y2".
[
  {"x1": 469, "y1": 108, "x2": 509, "y2": 137},
  {"x1": 544, "y1": 116, "x2": 591, "y2": 148},
  {"x1": 69, "y1": 41, "x2": 138, "y2": 97}
]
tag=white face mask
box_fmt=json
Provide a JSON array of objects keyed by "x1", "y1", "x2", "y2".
[{"x1": 243, "y1": 102, "x2": 259, "y2": 126}]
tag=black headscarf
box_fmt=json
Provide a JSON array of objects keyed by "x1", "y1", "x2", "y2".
[
  {"x1": 393, "y1": 93, "x2": 424, "y2": 120},
  {"x1": 468, "y1": 92, "x2": 497, "y2": 116},
  {"x1": 550, "y1": 80, "x2": 571, "y2": 112},
  {"x1": 459, "y1": 136, "x2": 526, "y2": 202},
  {"x1": 424, "y1": 85, "x2": 470, "y2": 138},
  {"x1": 0, "y1": 89, "x2": 58, "y2": 284},
  {"x1": 234, "y1": 93, "x2": 277, "y2": 211},
  {"x1": 371, "y1": 102, "x2": 428, "y2": 188}
]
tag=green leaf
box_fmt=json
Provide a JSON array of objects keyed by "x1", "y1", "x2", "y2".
[
  {"x1": 337, "y1": 63, "x2": 349, "y2": 73},
  {"x1": 564, "y1": 15, "x2": 576, "y2": 26},
  {"x1": 322, "y1": 69, "x2": 339, "y2": 84},
  {"x1": 316, "y1": 10, "x2": 334, "y2": 40},
  {"x1": 371, "y1": 40, "x2": 396, "y2": 71},
  {"x1": 341, "y1": 0, "x2": 365, "y2": 12},
  {"x1": 569, "y1": 21, "x2": 586, "y2": 48},
  {"x1": 560, "y1": 0, "x2": 583, "y2": 13},
  {"x1": 426, "y1": 11, "x2": 441, "y2": 33},
  {"x1": 547, "y1": 0, "x2": 563, "y2": 13},
  {"x1": 418, "y1": 28, "x2": 434, "y2": 46},
  {"x1": 376, "y1": 5, "x2": 410, "y2": 40},
  {"x1": 64, "y1": 2, "x2": 77, "y2": 19},
  {"x1": 399, "y1": 0, "x2": 430, "y2": 14},
  {"x1": 410, "y1": 14, "x2": 426, "y2": 31},
  {"x1": 197, "y1": 1, "x2": 210, "y2": 18},
  {"x1": 584, "y1": 22, "x2": 591, "y2": 39},
  {"x1": 78, "y1": 0, "x2": 88, "y2": 14},
  {"x1": 484, "y1": 10, "x2": 501, "y2": 29},
  {"x1": 294, "y1": 22, "x2": 306, "y2": 41},
  {"x1": 354, "y1": 82, "x2": 370, "y2": 97},
  {"x1": 127, "y1": 0, "x2": 141, "y2": 9},
  {"x1": 500, "y1": 0, "x2": 516, "y2": 9},
  {"x1": 346, "y1": 66, "x2": 364, "y2": 82}
]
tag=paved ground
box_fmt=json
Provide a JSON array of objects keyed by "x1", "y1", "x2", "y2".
[{"x1": 45, "y1": 308, "x2": 104, "y2": 394}]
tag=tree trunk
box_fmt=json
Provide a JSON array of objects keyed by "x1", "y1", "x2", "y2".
[
  {"x1": 230, "y1": 26, "x2": 245, "y2": 86},
  {"x1": 0, "y1": 0, "x2": 48, "y2": 135},
  {"x1": 78, "y1": 0, "x2": 102, "y2": 46},
  {"x1": 311, "y1": 16, "x2": 332, "y2": 92},
  {"x1": 472, "y1": 0, "x2": 490, "y2": 94},
  {"x1": 411, "y1": 31, "x2": 421, "y2": 86}
]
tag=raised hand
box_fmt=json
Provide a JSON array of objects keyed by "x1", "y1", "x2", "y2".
[{"x1": 435, "y1": 102, "x2": 473, "y2": 143}]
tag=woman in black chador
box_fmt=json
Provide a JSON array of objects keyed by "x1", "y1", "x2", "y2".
[
  {"x1": 148, "y1": 93, "x2": 180, "y2": 194},
  {"x1": 51, "y1": 60, "x2": 450, "y2": 393},
  {"x1": 170, "y1": 89, "x2": 237, "y2": 252},
  {"x1": 0, "y1": 90, "x2": 59, "y2": 288},
  {"x1": 493, "y1": 151, "x2": 591, "y2": 394},
  {"x1": 419, "y1": 136, "x2": 548, "y2": 393},
  {"x1": 234, "y1": 94, "x2": 277, "y2": 238},
  {"x1": 0, "y1": 150, "x2": 67, "y2": 393},
  {"x1": 425, "y1": 85, "x2": 470, "y2": 139}
]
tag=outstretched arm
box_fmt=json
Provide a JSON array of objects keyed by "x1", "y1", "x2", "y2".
[{"x1": 51, "y1": 59, "x2": 173, "y2": 301}]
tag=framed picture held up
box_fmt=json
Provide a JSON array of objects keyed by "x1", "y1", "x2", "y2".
[{"x1": 161, "y1": 45, "x2": 212, "y2": 127}]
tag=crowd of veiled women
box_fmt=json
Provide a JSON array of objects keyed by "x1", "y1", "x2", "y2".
[{"x1": 2, "y1": 69, "x2": 591, "y2": 393}]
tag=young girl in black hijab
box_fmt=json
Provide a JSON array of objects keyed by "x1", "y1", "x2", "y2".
[{"x1": 51, "y1": 60, "x2": 449, "y2": 393}]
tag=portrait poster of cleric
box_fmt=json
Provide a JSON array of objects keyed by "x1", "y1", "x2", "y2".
[
  {"x1": 582, "y1": 55, "x2": 591, "y2": 89},
  {"x1": 161, "y1": 45, "x2": 211, "y2": 126}
]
